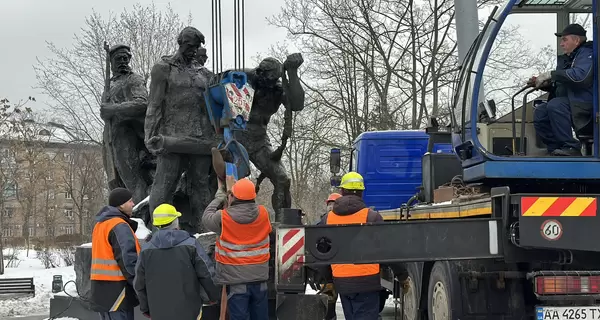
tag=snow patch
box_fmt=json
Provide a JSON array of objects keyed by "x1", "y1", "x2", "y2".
[
  {"x1": 0, "y1": 248, "x2": 76, "y2": 318},
  {"x1": 194, "y1": 231, "x2": 216, "y2": 238},
  {"x1": 131, "y1": 218, "x2": 151, "y2": 240},
  {"x1": 80, "y1": 243, "x2": 92, "y2": 248}
]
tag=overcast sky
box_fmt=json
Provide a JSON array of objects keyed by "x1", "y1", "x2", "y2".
[{"x1": 0, "y1": 0, "x2": 583, "y2": 110}]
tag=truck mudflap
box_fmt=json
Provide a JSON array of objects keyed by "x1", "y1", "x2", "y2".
[
  {"x1": 299, "y1": 218, "x2": 504, "y2": 265},
  {"x1": 517, "y1": 195, "x2": 600, "y2": 252}
]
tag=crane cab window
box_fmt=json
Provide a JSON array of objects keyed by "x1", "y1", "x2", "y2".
[{"x1": 455, "y1": 0, "x2": 597, "y2": 159}]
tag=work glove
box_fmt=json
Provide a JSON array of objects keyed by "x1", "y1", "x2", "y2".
[
  {"x1": 215, "y1": 187, "x2": 227, "y2": 202},
  {"x1": 402, "y1": 279, "x2": 411, "y2": 293},
  {"x1": 535, "y1": 71, "x2": 552, "y2": 88}
]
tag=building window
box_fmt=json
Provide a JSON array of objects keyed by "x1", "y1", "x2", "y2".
[
  {"x1": 65, "y1": 210, "x2": 73, "y2": 218},
  {"x1": 3, "y1": 183, "x2": 16, "y2": 198},
  {"x1": 2, "y1": 228, "x2": 13, "y2": 237},
  {"x1": 65, "y1": 225, "x2": 74, "y2": 235},
  {"x1": 64, "y1": 153, "x2": 73, "y2": 164},
  {"x1": 48, "y1": 191, "x2": 55, "y2": 200},
  {"x1": 65, "y1": 191, "x2": 72, "y2": 199},
  {"x1": 2, "y1": 207, "x2": 14, "y2": 218}
]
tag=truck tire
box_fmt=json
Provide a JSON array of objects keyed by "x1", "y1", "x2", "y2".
[
  {"x1": 401, "y1": 266, "x2": 420, "y2": 320},
  {"x1": 427, "y1": 262, "x2": 456, "y2": 320}
]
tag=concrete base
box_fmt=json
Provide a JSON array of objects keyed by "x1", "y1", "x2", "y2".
[{"x1": 49, "y1": 295, "x2": 221, "y2": 320}]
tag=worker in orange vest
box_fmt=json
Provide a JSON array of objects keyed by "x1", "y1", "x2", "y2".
[
  {"x1": 203, "y1": 178, "x2": 272, "y2": 320},
  {"x1": 320, "y1": 172, "x2": 383, "y2": 320},
  {"x1": 90, "y1": 188, "x2": 140, "y2": 320}
]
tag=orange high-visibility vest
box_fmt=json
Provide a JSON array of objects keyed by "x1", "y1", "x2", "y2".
[
  {"x1": 326, "y1": 208, "x2": 380, "y2": 278},
  {"x1": 215, "y1": 205, "x2": 272, "y2": 265},
  {"x1": 91, "y1": 217, "x2": 140, "y2": 281}
]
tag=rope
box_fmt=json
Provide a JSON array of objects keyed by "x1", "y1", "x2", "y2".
[{"x1": 439, "y1": 175, "x2": 478, "y2": 198}]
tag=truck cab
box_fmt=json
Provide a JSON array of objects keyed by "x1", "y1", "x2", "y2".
[{"x1": 349, "y1": 130, "x2": 453, "y2": 211}]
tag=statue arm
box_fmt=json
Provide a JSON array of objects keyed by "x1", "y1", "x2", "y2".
[
  {"x1": 145, "y1": 63, "x2": 169, "y2": 141},
  {"x1": 283, "y1": 68, "x2": 305, "y2": 112},
  {"x1": 113, "y1": 75, "x2": 148, "y2": 118}
]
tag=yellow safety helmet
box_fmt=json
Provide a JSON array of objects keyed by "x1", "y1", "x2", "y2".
[
  {"x1": 152, "y1": 203, "x2": 182, "y2": 227},
  {"x1": 339, "y1": 172, "x2": 365, "y2": 191}
]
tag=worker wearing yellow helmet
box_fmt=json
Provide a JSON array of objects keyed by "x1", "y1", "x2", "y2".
[
  {"x1": 133, "y1": 204, "x2": 220, "y2": 320},
  {"x1": 320, "y1": 171, "x2": 384, "y2": 319}
]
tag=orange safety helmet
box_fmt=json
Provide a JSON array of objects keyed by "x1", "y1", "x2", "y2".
[
  {"x1": 325, "y1": 193, "x2": 342, "y2": 204},
  {"x1": 231, "y1": 178, "x2": 257, "y2": 201}
]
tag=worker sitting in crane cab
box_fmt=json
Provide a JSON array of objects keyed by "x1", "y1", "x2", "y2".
[
  {"x1": 530, "y1": 23, "x2": 593, "y2": 157},
  {"x1": 320, "y1": 172, "x2": 384, "y2": 319}
]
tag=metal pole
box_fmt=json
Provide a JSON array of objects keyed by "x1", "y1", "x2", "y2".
[
  {"x1": 556, "y1": 11, "x2": 570, "y2": 55},
  {"x1": 454, "y1": 0, "x2": 479, "y2": 66}
]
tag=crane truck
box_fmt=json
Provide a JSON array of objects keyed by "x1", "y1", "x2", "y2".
[{"x1": 274, "y1": 0, "x2": 600, "y2": 319}]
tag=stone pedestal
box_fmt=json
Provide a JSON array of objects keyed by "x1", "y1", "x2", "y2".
[{"x1": 74, "y1": 245, "x2": 92, "y2": 304}]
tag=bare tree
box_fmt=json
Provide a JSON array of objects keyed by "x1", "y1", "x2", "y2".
[
  {"x1": 34, "y1": 3, "x2": 192, "y2": 144},
  {"x1": 0, "y1": 98, "x2": 29, "y2": 274},
  {"x1": 60, "y1": 144, "x2": 105, "y2": 241},
  {"x1": 270, "y1": 0, "x2": 553, "y2": 142},
  {"x1": 2, "y1": 103, "x2": 53, "y2": 256}
]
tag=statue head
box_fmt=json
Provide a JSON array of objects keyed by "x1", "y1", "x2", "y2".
[
  {"x1": 196, "y1": 47, "x2": 208, "y2": 66},
  {"x1": 177, "y1": 27, "x2": 205, "y2": 63},
  {"x1": 256, "y1": 57, "x2": 283, "y2": 88},
  {"x1": 109, "y1": 44, "x2": 132, "y2": 75}
]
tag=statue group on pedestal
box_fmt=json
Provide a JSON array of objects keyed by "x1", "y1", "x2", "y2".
[{"x1": 100, "y1": 26, "x2": 305, "y2": 233}]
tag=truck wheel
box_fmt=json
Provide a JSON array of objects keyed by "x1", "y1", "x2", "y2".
[
  {"x1": 427, "y1": 262, "x2": 454, "y2": 320},
  {"x1": 400, "y1": 273, "x2": 419, "y2": 320}
]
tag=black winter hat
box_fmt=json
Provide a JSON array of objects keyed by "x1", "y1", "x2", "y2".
[
  {"x1": 109, "y1": 188, "x2": 133, "y2": 207},
  {"x1": 555, "y1": 24, "x2": 586, "y2": 37}
]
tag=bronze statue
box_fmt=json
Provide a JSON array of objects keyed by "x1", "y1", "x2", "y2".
[
  {"x1": 100, "y1": 44, "x2": 153, "y2": 206},
  {"x1": 234, "y1": 53, "x2": 305, "y2": 215},
  {"x1": 145, "y1": 27, "x2": 218, "y2": 231},
  {"x1": 196, "y1": 47, "x2": 208, "y2": 66}
]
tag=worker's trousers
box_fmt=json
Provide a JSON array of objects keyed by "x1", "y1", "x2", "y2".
[
  {"x1": 98, "y1": 308, "x2": 134, "y2": 320},
  {"x1": 227, "y1": 282, "x2": 269, "y2": 320},
  {"x1": 339, "y1": 291, "x2": 380, "y2": 320},
  {"x1": 533, "y1": 97, "x2": 580, "y2": 152}
]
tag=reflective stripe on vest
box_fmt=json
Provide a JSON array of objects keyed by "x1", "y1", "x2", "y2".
[
  {"x1": 91, "y1": 217, "x2": 141, "y2": 281},
  {"x1": 326, "y1": 208, "x2": 380, "y2": 278},
  {"x1": 215, "y1": 205, "x2": 272, "y2": 265}
]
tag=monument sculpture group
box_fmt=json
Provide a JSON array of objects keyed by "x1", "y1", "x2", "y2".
[{"x1": 101, "y1": 26, "x2": 305, "y2": 232}]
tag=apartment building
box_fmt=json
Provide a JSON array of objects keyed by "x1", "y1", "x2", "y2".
[{"x1": 0, "y1": 121, "x2": 106, "y2": 246}]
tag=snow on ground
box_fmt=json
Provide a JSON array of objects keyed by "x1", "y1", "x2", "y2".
[{"x1": 1, "y1": 248, "x2": 76, "y2": 318}]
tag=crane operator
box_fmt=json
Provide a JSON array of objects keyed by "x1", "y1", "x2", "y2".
[{"x1": 530, "y1": 23, "x2": 593, "y2": 157}]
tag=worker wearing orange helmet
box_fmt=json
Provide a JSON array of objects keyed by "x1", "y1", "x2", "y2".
[
  {"x1": 322, "y1": 192, "x2": 342, "y2": 219},
  {"x1": 202, "y1": 178, "x2": 272, "y2": 320}
]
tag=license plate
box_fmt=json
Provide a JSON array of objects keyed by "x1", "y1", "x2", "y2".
[{"x1": 537, "y1": 306, "x2": 600, "y2": 320}]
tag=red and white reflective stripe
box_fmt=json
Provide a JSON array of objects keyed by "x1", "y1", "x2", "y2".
[{"x1": 277, "y1": 227, "x2": 305, "y2": 278}]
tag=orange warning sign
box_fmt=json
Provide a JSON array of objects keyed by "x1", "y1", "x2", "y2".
[{"x1": 521, "y1": 197, "x2": 597, "y2": 217}]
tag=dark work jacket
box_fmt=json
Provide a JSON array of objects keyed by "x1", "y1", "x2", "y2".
[
  {"x1": 133, "y1": 229, "x2": 220, "y2": 320},
  {"x1": 90, "y1": 206, "x2": 140, "y2": 312},
  {"x1": 548, "y1": 41, "x2": 594, "y2": 135},
  {"x1": 319, "y1": 195, "x2": 384, "y2": 294}
]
